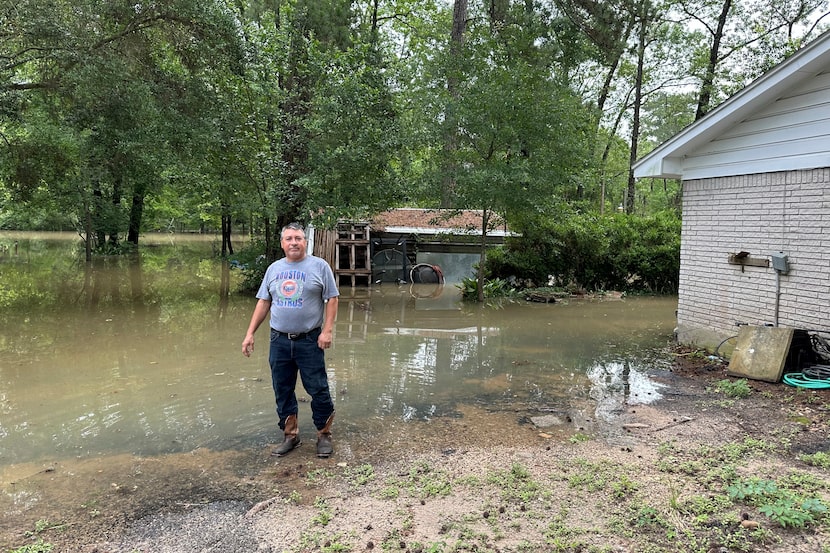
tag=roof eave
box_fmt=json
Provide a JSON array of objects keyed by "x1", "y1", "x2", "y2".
[{"x1": 633, "y1": 30, "x2": 830, "y2": 179}]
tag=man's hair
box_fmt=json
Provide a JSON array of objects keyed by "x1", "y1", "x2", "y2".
[{"x1": 280, "y1": 222, "x2": 305, "y2": 239}]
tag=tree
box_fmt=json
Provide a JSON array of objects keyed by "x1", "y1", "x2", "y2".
[
  {"x1": 1, "y1": 0, "x2": 243, "y2": 255},
  {"x1": 432, "y1": 1, "x2": 593, "y2": 300},
  {"x1": 678, "y1": 0, "x2": 830, "y2": 118}
]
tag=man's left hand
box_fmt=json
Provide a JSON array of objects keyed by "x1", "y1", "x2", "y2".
[{"x1": 318, "y1": 330, "x2": 333, "y2": 349}]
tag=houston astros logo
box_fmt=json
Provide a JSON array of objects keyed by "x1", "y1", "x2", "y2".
[{"x1": 279, "y1": 279, "x2": 302, "y2": 299}]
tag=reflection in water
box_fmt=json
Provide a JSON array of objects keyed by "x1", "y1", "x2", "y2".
[
  {"x1": 0, "y1": 232, "x2": 678, "y2": 471},
  {"x1": 588, "y1": 361, "x2": 668, "y2": 426}
]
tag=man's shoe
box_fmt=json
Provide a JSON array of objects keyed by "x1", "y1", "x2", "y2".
[
  {"x1": 271, "y1": 414, "x2": 301, "y2": 457},
  {"x1": 272, "y1": 435, "x2": 301, "y2": 456},
  {"x1": 316, "y1": 413, "x2": 334, "y2": 458},
  {"x1": 316, "y1": 433, "x2": 332, "y2": 458}
]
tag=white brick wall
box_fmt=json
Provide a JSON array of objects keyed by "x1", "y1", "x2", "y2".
[{"x1": 677, "y1": 168, "x2": 830, "y2": 349}]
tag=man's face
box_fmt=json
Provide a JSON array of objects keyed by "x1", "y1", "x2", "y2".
[{"x1": 281, "y1": 228, "x2": 307, "y2": 261}]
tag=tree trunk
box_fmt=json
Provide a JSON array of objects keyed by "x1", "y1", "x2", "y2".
[
  {"x1": 221, "y1": 211, "x2": 234, "y2": 256},
  {"x1": 695, "y1": 0, "x2": 731, "y2": 119},
  {"x1": 626, "y1": 2, "x2": 649, "y2": 215},
  {"x1": 441, "y1": 0, "x2": 468, "y2": 208},
  {"x1": 477, "y1": 208, "x2": 490, "y2": 303},
  {"x1": 92, "y1": 186, "x2": 105, "y2": 248},
  {"x1": 127, "y1": 183, "x2": 145, "y2": 245},
  {"x1": 108, "y1": 174, "x2": 123, "y2": 247},
  {"x1": 488, "y1": 0, "x2": 508, "y2": 33},
  {"x1": 83, "y1": 196, "x2": 93, "y2": 263},
  {"x1": 263, "y1": 215, "x2": 277, "y2": 261}
]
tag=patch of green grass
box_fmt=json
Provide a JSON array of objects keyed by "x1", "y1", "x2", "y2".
[
  {"x1": 798, "y1": 451, "x2": 830, "y2": 469},
  {"x1": 345, "y1": 463, "x2": 375, "y2": 486},
  {"x1": 486, "y1": 463, "x2": 543, "y2": 503},
  {"x1": 9, "y1": 541, "x2": 54, "y2": 553},
  {"x1": 23, "y1": 520, "x2": 65, "y2": 538},
  {"x1": 541, "y1": 509, "x2": 610, "y2": 552},
  {"x1": 611, "y1": 474, "x2": 638, "y2": 499},
  {"x1": 293, "y1": 530, "x2": 355, "y2": 553},
  {"x1": 377, "y1": 483, "x2": 400, "y2": 499},
  {"x1": 383, "y1": 459, "x2": 453, "y2": 499},
  {"x1": 675, "y1": 493, "x2": 733, "y2": 518},
  {"x1": 564, "y1": 458, "x2": 630, "y2": 494},
  {"x1": 628, "y1": 503, "x2": 668, "y2": 530},
  {"x1": 311, "y1": 496, "x2": 333, "y2": 526},
  {"x1": 712, "y1": 378, "x2": 752, "y2": 398},
  {"x1": 406, "y1": 541, "x2": 448, "y2": 553},
  {"x1": 305, "y1": 467, "x2": 335, "y2": 485},
  {"x1": 569, "y1": 432, "x2": 591, "y2": 443},
  {"x1": 780, "y1": 470, "x2": 828, "y2": 494},
  {"x1": 10, "y1": 520, "x2": 68, "y2": 553},
  {"x1": 727, "y1": 476, "x2": 829, "y2": 528}
]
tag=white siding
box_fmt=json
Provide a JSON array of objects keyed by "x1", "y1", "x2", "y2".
[
  {"x1": 677, "y1": 168, "x2": 830, "y2": 348},
  {"x1": 681, "y1": 71, "x2": 830, "y2": 180}
]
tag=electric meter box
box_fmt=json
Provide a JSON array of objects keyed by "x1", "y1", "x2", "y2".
[{"x1": 771, "y1": 252, "x2": 789, "y2": 274}]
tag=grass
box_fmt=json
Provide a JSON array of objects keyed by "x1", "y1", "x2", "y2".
[
  {"x1": 9, "y1": 542, "x2": 54, "y2": 553},
  {"x1": 14, "y1": 403, "x2": 828, "y2": 553},
  {"x1": 799, "y1": 450, "x2": 830, "y2": 468},
  {"x1": 8, "y1": 519, "x2": 65, "y2": 553},
  {"x1": 712, "y1": 378, "x2": 752, "y2": 398},
  {"x1": 13, "y1": 443, "x2": 826, "y2": 553}
]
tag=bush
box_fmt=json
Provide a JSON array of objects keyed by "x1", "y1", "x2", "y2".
[
  {"x1": 230, "y1": 239, "x2": 271, "y2": 293},
  {"x1": 485, "y1": 211, "x2": 680, "y2": 293}
]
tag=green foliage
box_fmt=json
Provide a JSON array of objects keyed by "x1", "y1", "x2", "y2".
[
  {"x1": 345, "y1": 463, "x2": 376, "y2": 487},
  {"x1": 383, "y1": 460, "x2": 453, "y2": 500},
  {"x1": 486, "y1": 210, "x2": 680, "y2": 292},
  {"x1": 11, "y1": 519, "x2": 60, "y2": 552},
  {"x1": 9, "y1": 541, "x2": 53, "y2": 553},
  {"x1": 457, "y1": 276, "x2": 517, "y2": 301},
  {"x1": 758, "y1": 497, "x2": 827, "y2": 528},
  {"x1": 713, "y1": 378, "x2": 752, "y2": 398},
  {"x1": 727, "y1": 477, "x2": 828, "y2": 528},
  {"x1": 311, "y1": 496, "x2": 333, "y2": 526},
  {"x1": 798, "y1": 451, "x2": 830, "y2": 468},
  {"x1": 1, "y1": 0, "x2": 823, "y2": 268},
  {"x1": 230, "y1": 239, "x2": 271, "y2": 293},
  {"x1": 485, "y1": 463, "x2": 543, "y2": 503},
  {"x1": 727, "y1": 478, "x2": 780, "y2": 501},
  {"x1": 569, "y1": 433, "x2": 591, "y2": 444},
  {"x1": 1, "y1": 0, "x2": 245, "y2": 246}
]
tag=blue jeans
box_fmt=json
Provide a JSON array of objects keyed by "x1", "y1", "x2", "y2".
[{"x1": 268, "y1": 328, "x2": 334, "y2": 431}]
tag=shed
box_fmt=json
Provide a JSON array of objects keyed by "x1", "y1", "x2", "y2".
[
  {"x1": 633, "y1": 30, "x2": 830, "y2": 350},
  {"x1": 313, "y1": 209, "x2": 511, "y2": 287}
]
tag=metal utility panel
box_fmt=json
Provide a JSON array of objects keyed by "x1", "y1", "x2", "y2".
[
  {"x1": 771, "y1": 251, "x2": 789, "y2": 274},
  {"x1": 727, "y1": 325, "x2": 794, "y2": 383}
]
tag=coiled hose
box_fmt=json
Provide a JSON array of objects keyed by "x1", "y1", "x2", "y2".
[{"x1": 783, "y1": 364, "x2": 830, "y2": 389}]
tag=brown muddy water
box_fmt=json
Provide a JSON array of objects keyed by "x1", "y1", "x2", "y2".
[{"x1": 0, "y1": 232, "x2": 678, "y2": 530}]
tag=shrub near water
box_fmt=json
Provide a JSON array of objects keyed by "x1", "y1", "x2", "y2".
[{"x1": 486, "y1": 211, "x2": 680, "y2": 293}]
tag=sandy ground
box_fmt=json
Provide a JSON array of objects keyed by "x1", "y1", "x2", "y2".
[{"x1": 2, "y1": 348, "x2": 829, "y2": 553}]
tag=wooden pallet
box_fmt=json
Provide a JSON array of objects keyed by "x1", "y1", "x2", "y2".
[{"x1": 334, "y1": 223, "x2": 372, "y2": 287}]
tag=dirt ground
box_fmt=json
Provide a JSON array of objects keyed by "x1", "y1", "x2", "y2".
[{"x1": 2, "y1": 346, "x2": 829, "y2": 553}]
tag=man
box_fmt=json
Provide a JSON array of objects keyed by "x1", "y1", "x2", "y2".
[{"x1": 242, "y1": 222, "x2": 339, "y2": 458}]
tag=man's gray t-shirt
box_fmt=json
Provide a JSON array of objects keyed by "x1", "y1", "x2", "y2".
[{"x1": 256, "y1": 255, "x2": 339, "y2": 333}]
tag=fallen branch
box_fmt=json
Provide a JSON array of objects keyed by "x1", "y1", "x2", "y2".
[
  {"x1": 649, "y1": 416, "x2": 694, "y2": 433},
  {"x1": 246, "y1": 496, "x2": 281, "y2": 518}
]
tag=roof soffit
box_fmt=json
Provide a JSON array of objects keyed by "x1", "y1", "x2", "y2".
[{"x1": 633, "y1": 30, "x2": 830, "y2": 179}]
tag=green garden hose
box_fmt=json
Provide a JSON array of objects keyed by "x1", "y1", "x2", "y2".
[{"x1": 782, "y1": 365, "x2": 830, "y2": 389}]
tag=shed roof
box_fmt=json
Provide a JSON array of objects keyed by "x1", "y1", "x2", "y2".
[
  {"x1": 633, "y1": 30, "x2": 830, "y2": 179},
  {"x1": 369, "y1": 208, "x2": 511, "y2": 237}
]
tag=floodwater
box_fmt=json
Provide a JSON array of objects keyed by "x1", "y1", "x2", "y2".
[{"x1": 0, "y1": 232, "x2": 678, "y2": 522}]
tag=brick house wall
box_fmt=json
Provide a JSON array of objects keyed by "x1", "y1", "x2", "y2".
[{"x1": 677, "y1": 168, "x2": 830, "y2": 348}]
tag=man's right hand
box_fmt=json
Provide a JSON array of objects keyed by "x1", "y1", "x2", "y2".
[{"x1": 242, "y1": 335, "x2": 254, "y2": 357}]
